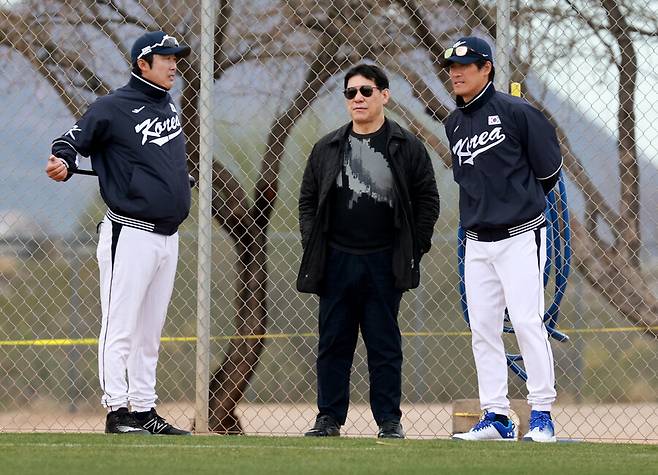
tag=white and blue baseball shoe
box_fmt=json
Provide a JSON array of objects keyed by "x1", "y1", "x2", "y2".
[
  {"x1": 452, "y1": 411, "x2": 517, "y2": 441},
  {"x1": 523, "y1": 410, "x2": 557, "y2": 443}
]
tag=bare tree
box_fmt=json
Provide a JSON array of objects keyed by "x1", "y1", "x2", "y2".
[{"x1": 1, "y1": 0, "x2": 656, "y2": 434}]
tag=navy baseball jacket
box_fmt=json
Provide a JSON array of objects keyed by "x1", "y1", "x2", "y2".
[
  {"x1": 51, "y1": 73, "x2": 191, "y2": 235},
  {"x1": 445, "y1": 82, "x2": 562, "y2": 233}
]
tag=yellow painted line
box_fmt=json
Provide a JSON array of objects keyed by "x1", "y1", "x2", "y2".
[
  {"x1": 1, "y1": 326, "x2": 656, "y2": 347},
  {"x1": 401, "y1": 331, "x2": 471, "y2": 337},
  {"x1": 0, "y1": 338, "x2": 100, "y2": 346},
  {"x1": 561, "y1": 326, "x2": 658, "y2": 334}
]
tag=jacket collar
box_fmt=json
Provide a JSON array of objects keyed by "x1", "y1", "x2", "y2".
[
  {"x1": 129, "y1": 72, "x2": 169, "y2": 99},
  {"x1": 456, "y1": 81, "x2": 495, "y2": 113},
  {"x1": 328, "y1": 117, "x2": 406, "y2": 145}
]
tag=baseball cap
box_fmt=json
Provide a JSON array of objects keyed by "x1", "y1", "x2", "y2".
[
  {"x1": 443, "y1": 36, "x2": 493, "y2": 66},
  {"x1": 130, "y1": 31, "x2": 191, "y2": 63}
]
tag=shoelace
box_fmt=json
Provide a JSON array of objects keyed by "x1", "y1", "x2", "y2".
[
  {"x1": 529, "y1": 412, "x2": 551, "y2": 431},
  {"x1": 472, "y1": 413, "x2": 497, "y2": 431}
]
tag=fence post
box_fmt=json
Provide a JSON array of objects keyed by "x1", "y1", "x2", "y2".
[
  {"x1": 495, "y1": 0, "x2": 511, "y2": 92},
  {"x1": 195, "y1": 0, "x2": 216, "y2": 434},
  {"x1": 66, "y1": 244, "x2": 81, "y2": 413}
]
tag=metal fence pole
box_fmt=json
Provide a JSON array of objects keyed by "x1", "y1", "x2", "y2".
[
  {"x1": 195, "y1": 0, "x2": 216, "y2": 434},
  {"x1": 495, "y1": 0, "x2": 511, "y2": 92},
  {"x1": 66, "y1": 245, "x2": 81, "y2": 413}
]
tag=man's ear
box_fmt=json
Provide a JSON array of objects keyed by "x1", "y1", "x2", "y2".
[
  {"x1": 137, "y1": 58, "x2": 150, "y2": 73},
  {"x1": 381, "y1": 88, "x2": 390, "y2": 105}
]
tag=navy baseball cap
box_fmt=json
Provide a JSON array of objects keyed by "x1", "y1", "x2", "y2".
[
  {"x1": 130, "y1": 31, "x2": 191, "y2": 63},
  {"x1": 443, "y1": 36, "x2": 493, "y2": 66}
]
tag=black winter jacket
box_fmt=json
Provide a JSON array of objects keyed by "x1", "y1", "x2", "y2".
[{"x1": 297, "y1": 118, "x2": 440, "y2": 295}]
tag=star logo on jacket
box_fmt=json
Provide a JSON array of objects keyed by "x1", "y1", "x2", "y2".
[
  {"x1": 488, "y1": 115, "x2": 501, "y2": 125},
  {"x1": 65, "y1": 125, "x2": 81, "y2": 140}
]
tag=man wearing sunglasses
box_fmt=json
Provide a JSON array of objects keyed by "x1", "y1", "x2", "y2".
[
  {"x1": 443, "y1": 37, "x2": 562, "y2": 443},
  {"x1": 45, "y1": 31, "x2": 192, "y2": 435},
  {"x1": 298, "y1": 64, "x2": 440, "y2": 439}
]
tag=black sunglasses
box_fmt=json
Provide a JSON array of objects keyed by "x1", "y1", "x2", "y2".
[{"x1": 343, "y1": 85, "x2": 381, "y2": 100}]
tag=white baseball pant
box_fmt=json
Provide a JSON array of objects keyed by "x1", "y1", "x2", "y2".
[
  {"x1": 96, "y1": 215, "x2": 178, "y2": 412},
  {"x1": 465, "y1": 227, "x2": 556, "y2": 415}
]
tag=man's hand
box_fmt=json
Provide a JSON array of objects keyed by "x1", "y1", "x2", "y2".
[{"x1": 46, "y1": 155, "x2": 68, "y2": 181}]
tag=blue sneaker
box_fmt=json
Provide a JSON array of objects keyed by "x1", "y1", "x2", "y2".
[
  {"x1": 452, "y1": 411, "x2": 517, "y2": 441},
  {"x1": 523, "y1": 410, "x2": 557, "y2": 443}
]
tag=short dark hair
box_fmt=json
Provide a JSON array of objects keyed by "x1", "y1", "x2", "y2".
[
  {"x1": 344, "y1": 63, "x2": 389, "y2": 90},
  {"x1": 132, "y1": 54, "x2": 154, "y2": 76},
  {"x1": 475, "y1": 59, "x2": 495, "y2": 82}
]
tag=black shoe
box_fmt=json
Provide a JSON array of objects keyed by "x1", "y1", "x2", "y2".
[
  {"x1": 377, "y1": 420, "x2": 405, "y2": 439},
  {"x1": 304, "y1": 414, "x2": 340, "y2": 437},
  {"x1": 132, "y1": 408, "x2": 191, "y2": 435},
  {"x1": 105, "y1": 407, "x2": 150, "y2": 434}
]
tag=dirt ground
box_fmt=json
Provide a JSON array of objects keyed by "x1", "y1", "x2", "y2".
[{"x1": 2, "y1": 401, "x2": 657, "y2": 443}]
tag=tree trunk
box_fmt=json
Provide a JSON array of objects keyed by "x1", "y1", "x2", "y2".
[
  {"x1": 570, "y1": 216, "x2": 658, "y2": 335},
  {"x1": 603, "y1": 0, "x2": 641, "y2": 267},
  {"x1": 207, "y1": 28, "x2": 342, "y2": 433}
]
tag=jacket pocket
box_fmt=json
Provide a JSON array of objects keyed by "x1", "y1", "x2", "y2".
[
  {"x1": 297, "y1": 224, "x2": 325, "y2": 294},
  {"x1": 126, "y1": 167, "x2": 174, "y2": 220}
]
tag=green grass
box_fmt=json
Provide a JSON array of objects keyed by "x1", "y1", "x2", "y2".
[{"x1": 0, "y1": 434, "x2": 656, "y2": 475}]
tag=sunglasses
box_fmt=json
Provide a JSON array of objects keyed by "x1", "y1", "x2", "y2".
[
  {"x1": 138, "y1": 35, "x2": 180, "y2": 59},
  {"x1": 443, "y1": 45, "x2": 488, "y2": 60},
  {"x1": 343, "y1": 85, "x2": 381, "y2": 100}
]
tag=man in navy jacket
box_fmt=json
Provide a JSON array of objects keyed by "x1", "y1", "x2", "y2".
[
  {"x1": 444, "y1": 37, "x2": 562, "y2": 443},
  {"x1": 46, "y1": 31, "x2": 192, "y2": 435}
]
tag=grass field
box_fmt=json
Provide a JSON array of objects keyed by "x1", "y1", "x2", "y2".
[{"x1": 0, "y1": 434, "x2": 656, "y2": 475}]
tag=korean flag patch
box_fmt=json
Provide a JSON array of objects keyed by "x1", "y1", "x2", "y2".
[
  {"x1": 488, "y1": 115, "x2": 500, "y2": 125},
  {"x1": 488, "y1": 115, "x2": 501, "y2": 125}
]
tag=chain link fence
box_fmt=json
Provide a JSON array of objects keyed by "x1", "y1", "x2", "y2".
[{"x1": 1, "y1": 0, "x2": 657, "y2": 441}]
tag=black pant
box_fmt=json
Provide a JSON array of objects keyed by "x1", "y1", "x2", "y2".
[{"x1": 317, "y1": 247, "x2": 403, "y2": 425}]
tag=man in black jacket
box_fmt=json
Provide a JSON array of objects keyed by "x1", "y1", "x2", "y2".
[
  {"x1": 298, "y1": 64, "x2": 440, "y2": 439},
  {"x1": 46, "y1": 31, "x2": 192, "y2": 435}
]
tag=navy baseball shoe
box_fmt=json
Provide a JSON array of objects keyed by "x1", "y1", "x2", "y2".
[
  {"x1": 105, "y1": 407, "x2": 150, "y2": 434},
  {"x1": 132, "y1": 408, "x2": 191, "y2": 435},
  {"x1": 304, "y1": 414, "x2": 340, "y2": 437},
  {"x1": 452, "y1": 411, "x2": 517, "y2": 441},
  {"x1": 523, "y1": 410, "x2": 557, "y2": 443}
]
